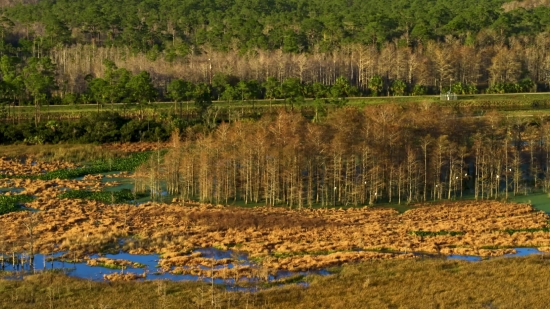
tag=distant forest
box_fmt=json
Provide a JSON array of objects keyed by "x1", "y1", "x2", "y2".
[{"x1": 1, "y1": 0, "x2": 550, "y2": 106}]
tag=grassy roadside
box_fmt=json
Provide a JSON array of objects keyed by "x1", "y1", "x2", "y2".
[
  {"x1": 4, "y1": 92, "x2": 550, "y2": 118},
  {"x1": 2, "y1": 256, "x2": 550, "y2": 308}
]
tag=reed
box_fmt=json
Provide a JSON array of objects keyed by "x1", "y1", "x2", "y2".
[{"x1": 2, "y1": 256, "x2": 550, "y2": 308}]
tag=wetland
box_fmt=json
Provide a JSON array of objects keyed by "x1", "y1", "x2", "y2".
[
  {"x1": 4, "y1": 105, "x2": 550, "y2": 306},
  {"x1": 2, "y1": 151, "x2": 550, "y2": 284}
]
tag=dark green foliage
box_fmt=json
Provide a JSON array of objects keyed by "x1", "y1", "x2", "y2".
[
  {"x1": 87, "y1": 78, "x2": 109, "y2": 105},
  {"x1": 4, "y1": 0, "x2": 542, "y2": 55},
  {"x1": 330, "y1": 76, "x2": 357, "y2": 99},
  {"x1": 0, "y1": 151, "x2": 153, "y2": 180},
  {"x1": 411, "y1": 228, "x2": 550, "y2": 236},
  {"x1": 37, "y1": 151, "x2": 153, "y2": 180},
  {"x1": 58, "y1": 189, "x2": 148, "y2": 204},
  {"x1": 192, "y1": 82, "x2": 212, "y2": 119},
  {"x1": 390, "y1": 80, "x2": 407, "y2": 96},
  {"x1": 0, "y1": 0, "x2": 549, "y2": 139},
  {"x1": 211, "y1": 73, "x2": 239, "y2": 101},
  {"x1": 0, "y1": 112, "x2": 174, "y2": 145},
  {"x1": 21, "y1": 57, "x2": 56, "y2": 105},
  {"x1": 450, "y1": 82, "x2": 477, "y2": 95},
  {"x1": 282, "y1": 77, "x2": 304, "y2": 108},
  {"x1": 487, "y1": 82, "x2": 522, "y2": 94},
  {"x1": 409, "y1": 230, "x2": 465, "y2": 237},
  {"x1": 368, "y1": 75, "x2": 384, "y2": 96},
  {"x1": 411, "y1": 84, "x2": 427, "y2": 96},
  {"x1": 486, "y1": 78, "x2": 536, "y2": 94},
  {"x1": 167, "y1": 79, "x2": 194, "y2": 102},
  {"x1": 127, "y1": 71, "x2": 158, "y2": 104},
  {"x1": 263, "y1": 77, "x2": 281, "y2": 102},
  {"x1": 503, "y1": 227, "x2": 550, "y2": 235},
  {"x1": 0, "y1": 194, "x2": 33, "y2": 214}
]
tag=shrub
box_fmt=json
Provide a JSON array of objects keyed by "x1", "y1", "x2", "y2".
[{"x1": 0, "y1": 195, "x2": 33, "y2": 214}]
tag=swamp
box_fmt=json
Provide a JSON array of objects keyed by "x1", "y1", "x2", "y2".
[{"x1": 3, "y1": 107, "x2": 550, "y2": 307}]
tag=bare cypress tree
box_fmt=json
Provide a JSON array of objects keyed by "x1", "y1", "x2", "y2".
[
  {"x1": 420, "y1": 135, "x2": 433, "y2": 202},
  {"x1": 23, "y1": 212, "x2": 37, "y2": 273}
]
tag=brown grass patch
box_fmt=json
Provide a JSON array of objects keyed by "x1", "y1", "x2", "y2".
[
  {"x1": 2, "y1": 257, "x2": 550, "y2": 308},
  {"x1": 1, "y1": 193, "x2": 549, "y2": 272}
]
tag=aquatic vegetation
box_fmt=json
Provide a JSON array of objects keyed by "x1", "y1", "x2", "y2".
[
  {"x1": 37, "y1": 152, "x2": 154, "y2": 180},
  {"x1": 503, "y1": 227, "x2": 550, "y2": 235},
  {"x1": 0, "y1": 151, "x2": 154, "y2": 180},
  {"x1": 4, "y1": 256, "x2": 550, "y2": 308},
  {"x1": 103, "y1": 272, "x2": 147, "y2": 282},
  {"x1": 87, "y1": 257, "x2": 146, "y2": 269},
  {"x1": 0, "y1": 195, "x2": 33, "y2": 215},
  {"x1": 3, "y1": 155, "x2": 550, "y2": 277},
  {"x1": 408, "y1": 231, "x2": 465, "y2": 237},
  {"x1": 58, "y1": 189, "x2": 148, "y2": 204},
  {"x1": 2, "y1": 192, "x2": 550, "y2": 273}
]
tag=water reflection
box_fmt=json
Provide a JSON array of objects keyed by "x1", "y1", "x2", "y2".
[
  {"x1": 447, "y1": 247, "x2": 543, "y2": 261},
  {"x1": 1, "y1": 247, "x2": 545, "y2": 290},
  {"x1": 0, "y1": 248, "x2": 326, "y2": 290}
]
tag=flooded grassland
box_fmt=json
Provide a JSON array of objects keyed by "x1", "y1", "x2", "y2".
[
  {"x1": 3, "y1": 152, "x2": 550, "y2": 308},
  {"x1": 1, "y1": 154, "x2": 550, "y2": 288},
  {"x1": 1, "y1": 176, "x2": 550, "y2": 258}
]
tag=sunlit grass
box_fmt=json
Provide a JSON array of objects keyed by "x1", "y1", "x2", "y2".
[
  {"x1": 2, "y1": 256, "x2": 550, "y2": 308},
  {"x1": 7, "y1": 92, "x2": 550, "y2": 117}
]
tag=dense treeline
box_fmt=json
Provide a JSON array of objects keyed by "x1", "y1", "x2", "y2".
[
  {"x1": 0, "y1": 0, "x2": 549, "y2": 107},
  {"x1": 0, "y1": 112, "x2": 175, "y2": 144},
  {"x1": 150, "y1": 106, "x2": 550, "y2": 207},
  {"x1": 3, "y1": 0, "x2": 549, "y2": 53}
]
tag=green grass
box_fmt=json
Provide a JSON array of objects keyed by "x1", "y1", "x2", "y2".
[
  {"x1": 92, "y1": 263, "x2": 125, "y2": 270},
  {"x1": 58, "y1": 189, "x2": 148, "y2": 204},
  {"x1": 4, "y1": 256, "x2": 550, "y2": 308},
  {"x1": 39, "y1": 151, "x2": 155, "y2": 180},
  {"x1": 0, "y1": 194, "x2": 34, "y2": 214},
  {"x1": 511, "y1": 192, "x2": 550, "y2": 212},
  {"x1": 7, "y1": 93, "x2": 550, "y2": 119},
  {"x1": 408, "y1": 230, "x2": 465, "y2": 237},
  {"x1": 344, "y1": 96, "x2": 439, "y2": 105},
  {"x1": 503, "y1": 227, "x2": 550, "y2": 235},
  {"x1": 478, "y1": 245, "x2": 506, "y2": 250},
  {"x1": 10, "y1": 102, "x2": 173, "y2": 115},
  {"x1": 260, "y1": 274, "x2": 305, "y2": 288},
  {"x1": 272, "y1": 250, "x2": 345, "y2": 259},
  {"x1": 0, "y1": 151, "x2": 154, "y2": 180},
  {"x1": 89, "y1": 262, "x2": 146, "y2": 270}
]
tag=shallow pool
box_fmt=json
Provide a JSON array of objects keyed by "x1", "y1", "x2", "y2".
[
  {"x1": 2, "y1": 247, "x2": 544, "y2": 284},
  {"x1": 0, "y1": 247, "x2": 328, "y2": 289},
  {"x1": 447, "y1": 247, "x2": 543, "y2": 261}
]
